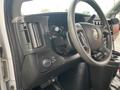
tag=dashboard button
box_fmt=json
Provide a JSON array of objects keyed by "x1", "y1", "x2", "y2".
[{"x1": 42, "y1": 59, "x2": 52, "y2": 68}]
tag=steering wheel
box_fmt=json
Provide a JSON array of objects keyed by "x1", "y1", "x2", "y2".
[{"x1": 67, "y1": 0, "x2": 112, "y2": 66}]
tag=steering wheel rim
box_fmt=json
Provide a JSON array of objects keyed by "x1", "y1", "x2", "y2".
[{"x1": 67, "y1": 0, "x2": 112, "y2": 66}]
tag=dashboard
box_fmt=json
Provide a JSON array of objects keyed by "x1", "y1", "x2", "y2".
[
  {"x1": 13, "y1": 12, "x2": 102, "y2": 89},
  {"x1": 47, "y1": 12, "x2": 91, "y2": 56}
]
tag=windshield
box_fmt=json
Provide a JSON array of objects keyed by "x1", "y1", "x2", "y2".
[{"x1": 21, "y1": 0, "x2": 119, "y2": 15}]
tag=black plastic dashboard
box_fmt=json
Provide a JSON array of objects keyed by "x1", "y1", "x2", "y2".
[{"x1": 13, "y1": 12, "x2": 92, "y2": 89}]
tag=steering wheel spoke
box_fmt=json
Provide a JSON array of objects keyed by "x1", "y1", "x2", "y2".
[{"x1": 76, "y1": 23, "x2": 91, "y2": 54}]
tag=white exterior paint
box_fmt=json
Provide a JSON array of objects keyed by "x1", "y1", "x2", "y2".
[{"x1": 0, "y1": 0, "x2": 17, "y2": 90}]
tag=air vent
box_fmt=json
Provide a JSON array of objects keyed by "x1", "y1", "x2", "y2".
[
  {"x1": 12, "y1": 16, "x2": 47, "y2": 53},
  {"x1": 28, "y1": 23, "x2": 42, "y2": 48},
  {"x1": 19, "y1": 22, "x2": 42, "y2": 49}
]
